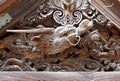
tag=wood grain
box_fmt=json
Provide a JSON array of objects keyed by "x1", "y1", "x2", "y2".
[
  {"x1": 0, "y1": 72, "x2": 119, "y2": 81},
  {"x1": 0, "y1": 0, "x2": 16, "y2": 14},
  {"x1": 0, "y1": 0, "x2": 42, "y2": 38},
  {"x1": 91, "y1": 0, "x2": 120, "y2": 30}
]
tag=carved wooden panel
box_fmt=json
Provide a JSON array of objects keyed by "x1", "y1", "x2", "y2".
[{"x1": 0, "y1": 0, "x2": 119, "y2": 72}]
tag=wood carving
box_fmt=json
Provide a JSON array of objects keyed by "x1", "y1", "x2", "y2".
[
  {"x1": 7, "y1": 19, "x2": 93, "y2": 55},
  {"x1": 0, "y1": 0, "x2": 120, "y2": 72}
]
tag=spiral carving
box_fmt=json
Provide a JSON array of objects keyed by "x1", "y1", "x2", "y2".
[
  {"x1": 53, "y1": 10, "x2": 82, "y2": 25},
  {"x1": 53, "y1": 10, "x2": 66, "y2": 25},
  {"x1": 79, "y1": 59, "x2": 100, "y2": 72},
  {"x1": 71, "y1": 10, "x2": 83, "y2": 25}
]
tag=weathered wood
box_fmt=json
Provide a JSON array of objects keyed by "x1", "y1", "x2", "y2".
[
  {"x1": 0, "y1": 0, "x2": 120, "y2": 73},
  {"x1": 91, "y1": 0, "x2": 120, "y2": 30},
  {"x1": 0, "y1": 72, "x2": 119, "y2": 81},
  {"x1": 0, "y1": 0, "x2": 16, "y2": 14},
  {"x1": 0, "y1": 0, "x2": 43, "y2": 38}
]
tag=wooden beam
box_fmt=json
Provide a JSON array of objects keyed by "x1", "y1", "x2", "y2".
[
  {"x1": 0, "y1": 72, "x2": 119, "y2": 81},
  {"x1": 91, "y1": 0, "x2": 120, "y2": 30},
  {"x1": 0, "y1": 0, "x2": 42, "y2": 38},
  {"x1": 0, "y1": 0, "x2": 16, "y2": 14},
  {"x1": 0, "y1": 0, "x2": 7, "y2": 5}
]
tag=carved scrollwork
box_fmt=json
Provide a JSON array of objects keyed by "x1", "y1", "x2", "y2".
[
  {"x1": 94, "y1": 14, "x2": 108, "y2": 25},
  {"x1": 0, "y1": 0, "x2": 120, "y2": 72},
  {"x1": 0, "y1": 58, "x2": 34, "y2": 71},
  {"x1": 71, "y1": 10, "x2": 83, "y2": 24},
  {"x1": 79, "y1": 59, "x2": 101, "y2": 71},
  {"x1": 82, "y1": 2, "x2": 98, "y2": 19},
  {"x1": 53, "y1": 10, "x2": 66, "y2": 25},
  {"x1": 53, "y1": 9, "x2": 82, "y2": 25},
  {"x1": 51, "y1": 0, "x2": 83, "y2": 25},
  {"x1": 18, "y1": 0, "x2": 54, "y2": 27},
  {"x1": 81, "y1": 0, "x2": 114, "y2": 27}
]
